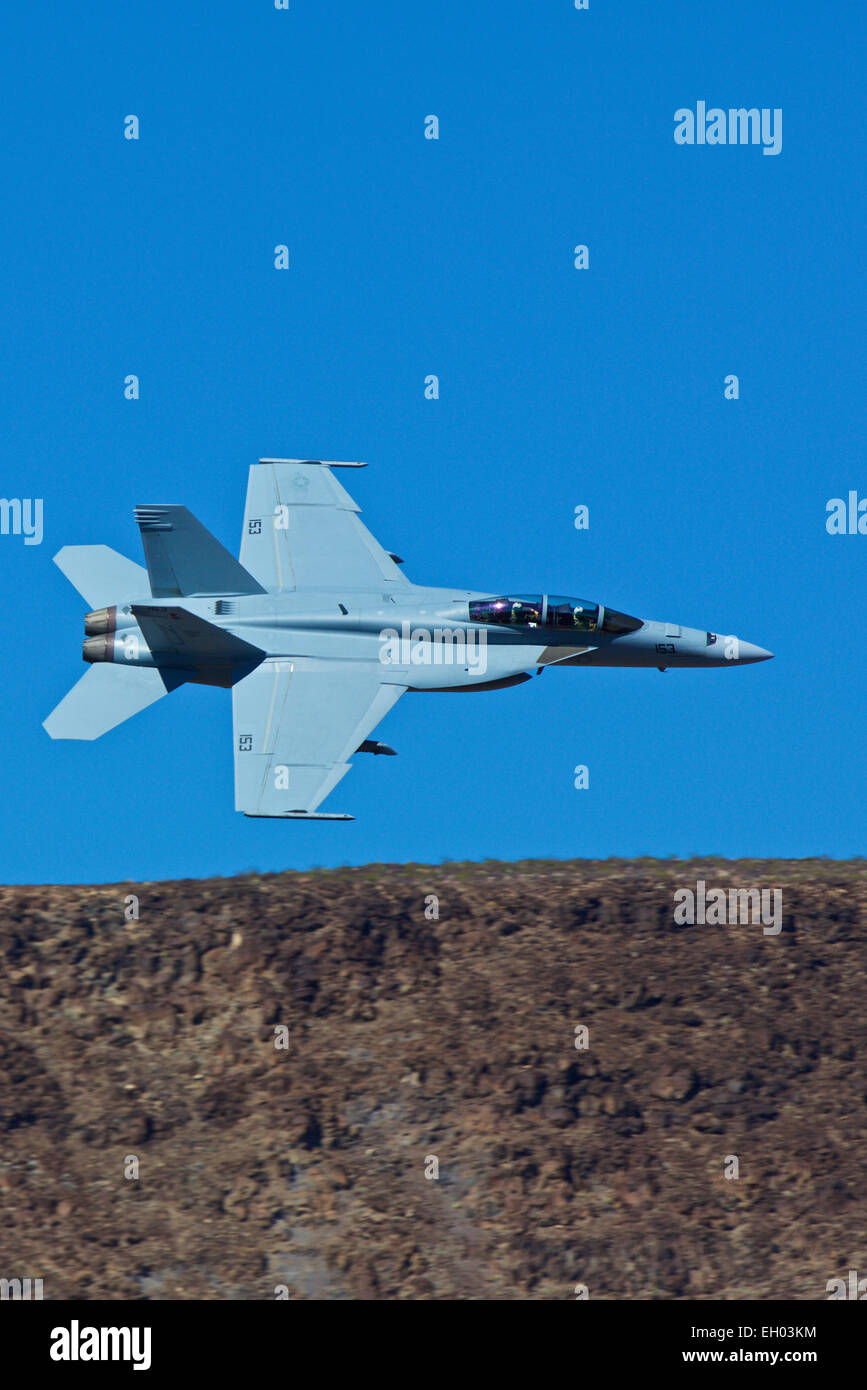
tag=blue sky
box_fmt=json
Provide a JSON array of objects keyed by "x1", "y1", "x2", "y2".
[{"x1": 1, "y1": 1, "x2": 864, "y2": 883}]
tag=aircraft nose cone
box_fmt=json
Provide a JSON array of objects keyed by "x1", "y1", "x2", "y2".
[{"x1": 737, "y1": 642, "x2": 774, "y2": 664}]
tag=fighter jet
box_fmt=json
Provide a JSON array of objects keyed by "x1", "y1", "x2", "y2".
[{"x1": 43, "y1": 459, "x2": 773, "y2": 820}]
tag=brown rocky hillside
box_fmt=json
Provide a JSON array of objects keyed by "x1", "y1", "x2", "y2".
[{"x1": 1, "y1": 858, "x2": 865, "y2": 1300}]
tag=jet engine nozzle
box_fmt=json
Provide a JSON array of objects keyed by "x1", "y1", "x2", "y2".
[
  {"x1": 84, "y1": 606, "x2": 117, "y2": 636},
  {"x1": 82, "y1": 635, "x2": 114, "y2": 663}
]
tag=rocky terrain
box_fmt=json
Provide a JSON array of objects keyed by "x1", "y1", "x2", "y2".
[{"x1": 1, "y1": 857, "x2": 866, "y2": 1300}]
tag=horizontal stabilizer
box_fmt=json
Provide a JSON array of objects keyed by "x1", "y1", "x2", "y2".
[
  {"x1": 135, "y1": 505, "x2": 267, "y2": 597},
  {"x1": 43, "y1": 664, "x2": 185, "y2": 741},
  {"x1": 54, "y1": 546, "x2": 149, "y2": 609},
  {"x1": 130, "y1": 605, "x2": 265, "y2": 665}
]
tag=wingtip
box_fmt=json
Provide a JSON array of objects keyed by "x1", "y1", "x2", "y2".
[
  {"x1": 242, "y1": 811, "x2": 355, "y2": 821},
  {"x1": 256, "y1": 458, "x2": 367, "y2": 469}
]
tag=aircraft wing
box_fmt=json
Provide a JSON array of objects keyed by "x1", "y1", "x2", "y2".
[
  {"x1": 232, "y1": 658, "x2": 405, "y2": 818},
  {"x1": 239, "y1": 459, "x2": 410, "y2": 592}
]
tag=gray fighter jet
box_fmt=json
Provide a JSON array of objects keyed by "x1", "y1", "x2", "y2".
[{"x1": 43, "y1": 459, "x2": 773, "y2": 820}]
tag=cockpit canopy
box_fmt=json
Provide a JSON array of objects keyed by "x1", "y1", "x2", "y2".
[{"x1": 468, "y1": 594, "x2": 643, "y2": 635}]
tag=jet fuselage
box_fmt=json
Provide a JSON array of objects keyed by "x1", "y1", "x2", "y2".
[{"x1": 81, "y1": 584, "x2": 773, "y2": 691}]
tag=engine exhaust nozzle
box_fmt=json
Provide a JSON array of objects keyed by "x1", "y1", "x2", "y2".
[
  {"x1": 84, "y1": 606, "x2": 117, "y2": 636},
  {"x1": 82, "y1": 635, "x2": 114, "y2": 663}
]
